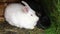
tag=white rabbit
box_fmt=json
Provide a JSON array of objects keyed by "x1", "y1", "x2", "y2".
[{"x1": 4, "y1": 1, "x2": 39, "y2": 29}]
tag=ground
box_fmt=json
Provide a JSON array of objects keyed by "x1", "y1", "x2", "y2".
[{"x1": 0, "y1": 22, "x2": 45, "y2": 34}]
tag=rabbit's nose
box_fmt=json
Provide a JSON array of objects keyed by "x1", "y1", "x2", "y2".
[
  {"x1": 34, "y1": 16, "x2": 39, "y2": 22},
  {"x1": 37, "y1": 17, "x2": 39, "y2": 21}
]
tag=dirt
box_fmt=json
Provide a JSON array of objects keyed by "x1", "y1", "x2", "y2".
[{"x1": 0, "y1": 22, "x2": 45, "y2": 34}]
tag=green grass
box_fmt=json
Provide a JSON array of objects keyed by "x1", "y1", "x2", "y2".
[{"x1": 44, "y1": 0, "x2": 60, "y2": 34}]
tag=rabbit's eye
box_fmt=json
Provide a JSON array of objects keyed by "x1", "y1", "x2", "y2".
[{"x1": 31, "y1": 14, "x2": 33, "y2": 16}]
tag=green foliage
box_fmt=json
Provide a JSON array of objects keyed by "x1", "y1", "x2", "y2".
[{"x1": 43, "y1": 0, "x2": 60, "y2": 34}]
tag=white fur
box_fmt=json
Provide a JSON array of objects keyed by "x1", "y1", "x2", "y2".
[{"x1": 4, "y1": 1, "x2": 39, "y2": 29}]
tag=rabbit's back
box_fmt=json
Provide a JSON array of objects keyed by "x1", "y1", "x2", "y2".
[
  {"x1": 4, "y1": 4, "x2": 24, "y2": 26},
  {"x1": 5, "y1": 3, "x2": 23, "y2": 13}
]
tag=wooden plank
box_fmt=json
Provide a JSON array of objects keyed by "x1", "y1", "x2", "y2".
[
  {"x1": 0, "y1": 3, "x2": 6, "y2": 17},
  {"x1": 0, "y1": 17, "x2": 5, "y2": 22},
  {"x1": 0, "y1": 3, "x2": 7, "y2": 22},
  {"x1": 0, "y1": 0, "x2": 20, "y2": 2}
]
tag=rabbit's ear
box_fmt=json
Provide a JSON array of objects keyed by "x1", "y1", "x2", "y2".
[
  {"x1": 22, "y1": 1, "x2": 30, "y2": 8},
  {"x1": 22, "y1": 6, "x2": 29, "y2": 13}
]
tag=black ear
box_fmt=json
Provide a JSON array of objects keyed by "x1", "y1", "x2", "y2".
[{"x1": 36, "y1": 15, "x2": 51, "y2": 29}]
